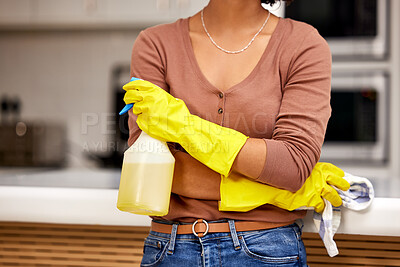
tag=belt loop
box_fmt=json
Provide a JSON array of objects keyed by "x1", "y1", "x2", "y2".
[
  {"x1": 296, "y1": 219, "x2": 304, "y2": 232},
  {"x1": 167, "y1": 223, "x2": 178, "y2": 255},
  {"x1": 294, "y1": 219, "x2": 304, "y2": 240},
  {"x1": 228, "y1": 220, "x2": 241, "y2": 250}
]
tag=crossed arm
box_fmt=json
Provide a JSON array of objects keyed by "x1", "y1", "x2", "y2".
[{"x1": 171, "y1": 138, "x2": 267, "y2": 200}]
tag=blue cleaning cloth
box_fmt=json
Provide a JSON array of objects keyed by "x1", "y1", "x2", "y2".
[{"x1": 119, "y1": 77, "x2": 141, "y2": 115}]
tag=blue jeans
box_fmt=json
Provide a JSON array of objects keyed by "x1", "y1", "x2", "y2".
[{"x1": 140, "y1": 220, "x2": 307, "y2": 266}]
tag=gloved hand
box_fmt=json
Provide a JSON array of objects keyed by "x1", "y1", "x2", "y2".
[
  {"x1": 122, "y1": 78, "x2": 249, "y2": 177},
  {"x1": 219, "y1": 162, "x2": 351, "y2": 213}
]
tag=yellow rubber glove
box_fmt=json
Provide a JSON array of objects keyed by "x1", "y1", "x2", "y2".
[
  {"x1": 219, "y1": 162, "x2": 351, "y2": 213},
  {"x1": 123, "y1": 79, "x2": 248, "y2": 177}
]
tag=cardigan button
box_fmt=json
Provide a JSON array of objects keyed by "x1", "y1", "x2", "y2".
[
  {"x1": 218, "y1": 108, "x2": 223, "y2": 114},
  {"x1": 218, "y1": 92, "x2": 224, "y2": 98}
]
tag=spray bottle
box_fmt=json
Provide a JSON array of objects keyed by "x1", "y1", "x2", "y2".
[{"x1": 117, "y1": 77, "x2": 175, "y2": 216}]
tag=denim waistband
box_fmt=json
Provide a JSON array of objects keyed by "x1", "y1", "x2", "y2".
[{"x1": 148, "y1": 219, "x2": 303, "y2": 255}]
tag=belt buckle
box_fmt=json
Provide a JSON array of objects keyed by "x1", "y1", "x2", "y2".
[{"x1": 192, "y1": 219, "x2": 209, "y2": 237}]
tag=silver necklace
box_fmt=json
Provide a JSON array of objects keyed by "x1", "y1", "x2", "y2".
[{"x1": 200, "y1": 9, "x2": 271, "y2": 54}]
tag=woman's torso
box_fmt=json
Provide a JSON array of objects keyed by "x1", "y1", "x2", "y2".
[{"x1": 130, "y1": 16, "x2": 329, "y2": 223}]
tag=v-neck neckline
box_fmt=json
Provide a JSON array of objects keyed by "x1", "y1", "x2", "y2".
[{"x1": 181, "y1": 16, "x2": 284, "y2": 95}]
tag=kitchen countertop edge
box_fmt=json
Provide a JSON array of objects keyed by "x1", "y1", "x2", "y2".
[{"x1": 0, "y1": 186, "x2": 399, "y2": 236}]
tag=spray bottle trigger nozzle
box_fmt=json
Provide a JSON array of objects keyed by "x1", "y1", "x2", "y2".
[{"x1": 119, "y1": 103, "x2": 133, "y2": 115}]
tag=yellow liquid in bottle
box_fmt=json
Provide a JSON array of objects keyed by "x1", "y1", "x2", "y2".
[{"x1": 117, "y1": 162, "x2": 174, "y2": 216}]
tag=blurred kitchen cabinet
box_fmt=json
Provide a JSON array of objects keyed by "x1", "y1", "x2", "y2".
[
  {"x1": 31, "y1": 0, "x2": 100, "y2": 27},
  {"x1": 0, "y1": 0, "x2": 208, "y2": 30},
  {"x1": 33, "y1": 0, "x2": 173, "y2": 27},
  {"x1": 95, "y1": 0, "x2": 176, "y2": 27},
  {"x1": 175, "y1": 0, "x2": 208, "y2": 18},
  {"x1": 0, "y1": 0, "x2": 32, "y2": 26},
  {"x1": 97, "y1": 0, "x2": 208, "y2": 25}
]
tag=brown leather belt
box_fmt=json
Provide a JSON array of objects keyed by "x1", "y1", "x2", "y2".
[{"x1": 151, "y1": 219, "x2": 293, "y2": 237}]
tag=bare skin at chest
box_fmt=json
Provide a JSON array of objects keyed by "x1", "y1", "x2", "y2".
[{"x1": 188, "y1": 10, "x2": 279, "y2": 92}]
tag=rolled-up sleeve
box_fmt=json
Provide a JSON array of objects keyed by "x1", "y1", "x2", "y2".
[{"x1": 257, "y1": 29, "x2": 332, "y2": 192}]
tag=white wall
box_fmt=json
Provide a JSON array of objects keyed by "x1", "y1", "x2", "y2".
[{"x1": 0, "y1": 29, "x2": 139, "y2": 167}]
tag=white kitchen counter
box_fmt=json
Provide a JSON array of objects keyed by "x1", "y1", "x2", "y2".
[{"x1": 0, "y1": 168, "x2": 400, "y2": 236}]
